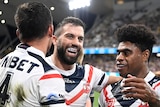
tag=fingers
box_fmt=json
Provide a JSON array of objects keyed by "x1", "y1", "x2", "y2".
[
  {"x1": 121, "y1": 75, "x2": 145, "y2": 89},
  {"x1": 124, "y1": 76, "x2": 145, "y2": 84},
  {"x1": 121, "y1": 74, "x2": 153, "y2": 102},
  {"x1": 126, "y1": 74, "x2": 136, "y2": 78},
  {"x1": 122, "y1": 87, "x2": 150, "y2": 102}
]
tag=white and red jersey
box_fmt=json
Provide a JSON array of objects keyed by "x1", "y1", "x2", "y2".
[
  {"x1": 47, "y1": 56, "x2": 109, "y2": 107},
  {"x1": 0, "y1": 43, "x2": 66, "y2": 107},
  {"x1": 98, "y1": 71, "x2": 160, "y2": 107}
]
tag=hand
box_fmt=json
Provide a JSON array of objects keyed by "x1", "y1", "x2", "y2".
[{"x1": 122, "y1": 76, "x2": 158, "y2": 105}]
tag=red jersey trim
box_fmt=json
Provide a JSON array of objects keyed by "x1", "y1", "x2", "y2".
[
  {"x1": 103, "y1": 86, "x2": 109, "y2": 101},
  {"x1": 40, "y1": 74, "x2": 62, "y2": 80},
  {"x1": 66, "y1": 65, "x2": 93, "y2": 105},
  {"x1": 103, "y1": 86, "x2": 116, "y2": 107},
  {"x1": 153, "y1": 81, "x2": 160, "y2": 90}
]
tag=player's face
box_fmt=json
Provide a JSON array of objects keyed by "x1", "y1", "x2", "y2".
[
  {"x1": 116, "y1": 41, "x2": 145, "y2": 77},
  {"x1": 56, "y1": 23, "x2": 84, "y2": 65}
]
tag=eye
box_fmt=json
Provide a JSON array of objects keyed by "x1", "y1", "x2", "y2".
[
  {"x1": 124, "y1": 51, "x2": 131, "y2": 56},
  {"x1": 117, "y1": 50, "x2": 131, "y2": 57},
  {"x1": 66, "y1": 34, "x2": 74, "y2": 39},
  {"x1": 78, "y1": 37, "x2": 84, "y2": 42}
]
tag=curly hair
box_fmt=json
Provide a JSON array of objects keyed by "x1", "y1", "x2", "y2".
[{"x1": 115, "y1": 24, "x2": 157, "y2": 53}]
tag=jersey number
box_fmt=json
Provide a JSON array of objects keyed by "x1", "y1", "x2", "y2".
[{"x1": 0, "y1": 73, "x2": 12, "y2": 106}]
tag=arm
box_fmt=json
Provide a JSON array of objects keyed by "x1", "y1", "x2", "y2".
[
  {"x1": 98, "y1": 88, "x2": 107, "y2": 107},
  {"x1": 148, "y1": 95, "x2": 160, "y2": 107},
  {"x1": 85, "y1": 98, "x2": 92, "y2": 107},
  {"x1": 106, "y1": 76, "x2": 122, "y2": 85},
  {"x1": 39, "y1": 72, "x2": 66, "y2": 107}
]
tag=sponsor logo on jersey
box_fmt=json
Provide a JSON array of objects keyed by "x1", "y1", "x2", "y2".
[
  {"x1": 107, "y1": 98, "x2": 115, "y2": 107},
  {"x1": 139, "y1": 102, "x2": 149, "y2": 107},
  {"x1": 45, "y1": 93, "x2": 65, "y2": 101},
  {"x1": 83, "y1": 83, "x2": 90, "y2": 93},
  {"x1": 122, "y1": 95, "x2": 134, "y2": 100},
  {"x1": 64, "y1": 78, "x2": 75, "y2": 83}
]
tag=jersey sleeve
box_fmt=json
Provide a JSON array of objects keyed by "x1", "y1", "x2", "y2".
[
  {"x1": 153, "y1": 80, "x2": 160, "y2": 98},
  {"x1": 98, "y1": 85, "x2": 113, "y2": 107},
  {"x1": 98, "y1": 89, "x2": 106, "y2": 107},
  {"x1": 38, "y1": 70, "x2": 66, "y2": 107},
  {"x1": 85, "y1": 64, "x2": 109, "y2": 92}
]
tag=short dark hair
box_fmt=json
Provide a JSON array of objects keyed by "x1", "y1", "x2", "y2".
[
  {"x1": 14, "y1": 2, "x2": 53, "y2": 42},
  {"x1": 116, "y1": 24, "x2": 156, "y2": 53},
  {"x1": 54, "y1": 16, "x2": 85, "y2": 37}
]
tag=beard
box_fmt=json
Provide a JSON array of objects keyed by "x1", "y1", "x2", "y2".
[{"x1": 57, "y1": 45, "x2": 80, "y2": 65}]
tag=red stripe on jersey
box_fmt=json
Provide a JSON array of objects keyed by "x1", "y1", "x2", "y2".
[
  {"x1": 40, "y1": 74, "x2": 62, "y2": 80},
  {"x1": 66, "y1": 89, "x2": 85, "y2": 105},
  {"x1": 138, "y1": 103, "x2": 149, "y2": 107},
  {"x1": 103, "y1": 87, "x2": 115, "y2": 107},
  {"x1": 66, "y1": 65, "x2": 93, "y2": 105},
  {"x1": 87, "y1": 66, "x2": 93, "y2": 83},
  {"x1": 103, "y1": 86, "x2": 109, "y2": 101},
  {"x1": 153, "y1": 82, "x2": 160, "y2": 90}
]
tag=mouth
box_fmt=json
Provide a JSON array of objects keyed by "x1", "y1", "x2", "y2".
[
  {"x1": 116, "y1": 63, "x2": 128, "y2": 77},
  {"x1": 66, "y1": 47, "x2": 78, "y2": 57},
  {"x1": 116, "y1": 64, "x2": 126, "y2": 70}
]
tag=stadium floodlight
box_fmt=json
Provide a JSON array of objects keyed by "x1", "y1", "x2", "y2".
[
  {"x1": 117, "y1": 0, "x2": 124, "y2": 5},
  {"x1": 68, "y1": 0, "x2": 91, "y2": 10},
  {"x1": 0, "y1": 10, "x2": 2, "y2": 15},
  {"x1": 1, "y1": 19, "x2": 6, "y2": 24}
]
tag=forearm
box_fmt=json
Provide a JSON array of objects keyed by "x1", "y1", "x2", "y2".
[
  {"x1": 149, "y1": 96, "x2": 160, "y2": 107},
  {"x1": 107, "y1": 76, "x2": 122, "y2": 85}
]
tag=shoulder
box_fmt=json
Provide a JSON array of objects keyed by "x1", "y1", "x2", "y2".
[
  {"x1": 46, "y1": 55, "x2": 52, "y2": 63},
  {"x1": 155, "y1": 71, "x2": 160, "y2": 78},
  {"x1": 39, "y1": 70, "x2": 62, "y2": 80},
  {"x1": 84, "y1": 64, "x2": 104, "y2": 72}
]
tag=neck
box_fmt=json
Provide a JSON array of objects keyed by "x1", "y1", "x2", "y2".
[
  {"x1": 136, "y1": 67, "x2": 149, "y2": 78},
  {"x1": 26, "y1": 37, "x2": 49, "y2": 55}
]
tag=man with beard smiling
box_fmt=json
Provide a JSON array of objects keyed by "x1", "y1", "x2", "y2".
[
  {"x1": 47, "y1": 16, "x2": 122, "y2": 107},
  {"x1": 98, "y1": 24, "x2": 160, "y2": 107}
]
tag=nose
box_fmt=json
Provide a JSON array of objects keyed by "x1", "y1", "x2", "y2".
[
  {"x1": 116, "y1": 52, "x2": 125, "y2": 62},
  {"x1": 72, "y1": 38, "x2": 81, "y2": 46}
]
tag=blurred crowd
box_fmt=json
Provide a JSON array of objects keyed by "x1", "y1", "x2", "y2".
[{"x1": 84, "y1": 6, "x2": 160, "y2": 48}]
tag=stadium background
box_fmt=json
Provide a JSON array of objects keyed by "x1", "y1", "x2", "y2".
[{"x1": 0, "y1": 0, "x2": 160, "y2": 106}]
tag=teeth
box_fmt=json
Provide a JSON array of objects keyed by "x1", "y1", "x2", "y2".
[
  {"x1": 67, "y1": 48, "x2": 77, "y2": 52},
  {"x1": 117, "y1": 64, "x2": 125, "y2": 67},
  {"x1": 119, "y1": 65, "x2": 124, "y2": 66}
]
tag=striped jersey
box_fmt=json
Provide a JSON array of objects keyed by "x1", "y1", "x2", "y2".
[
  {"x1": 0, "y1": 43, "x2": 66, "y2": 107},
  {"x1": 47, "y1": 56, "x2": 109, "y2": 107},
  {"x1": 98, "y1": 71, "x2": 160, "y2": 107}
]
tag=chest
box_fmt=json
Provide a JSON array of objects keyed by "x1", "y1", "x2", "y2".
[{"x1": 61, "y1": 65, "x2": 93, "y2": 106}]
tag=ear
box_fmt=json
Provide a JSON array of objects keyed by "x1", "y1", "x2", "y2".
[
  {"x1": 142, "y1": 49, "x2": 150, "y2": 62},
  {"x1": 16, "y1": 29, "x2": 20, "y2": 37},
  {"x1": 48, "y1": 24, "x2": 54, "y2": 37},
  {"x1": 51, "y1": 35, "x2": 57, "y2": 45}
]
